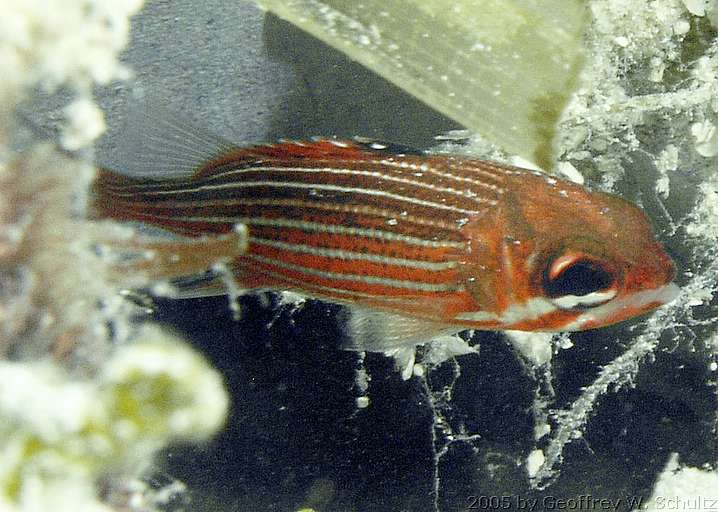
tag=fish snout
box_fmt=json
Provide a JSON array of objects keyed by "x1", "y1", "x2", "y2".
[{"x1": 625, "y1": 240, "x2": 677, "y2": 294}]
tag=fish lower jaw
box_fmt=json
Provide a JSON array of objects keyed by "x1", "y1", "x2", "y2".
[
  {"x1": 563, "y1": 282, "x2": 680, "y2": 331},
  {"x1": 453, "y1": 282, "x2": 680, "y2": 332}
]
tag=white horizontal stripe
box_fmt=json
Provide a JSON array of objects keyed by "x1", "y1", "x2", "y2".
[
  {"x1": 456, "y1": 160, "x2": 520, "y2": 179},
  {"x1": 246, "y1": 254, "x2": 464, "y2": 292},
  {"x1": 106, "y1": 197, "x2": 465, "y2": 232},
  {"x1": 248, "y1": 265, "x2": 461, "y2": 315},
  {"x1": 374, "y1": 158, "x2": 506, "y2": 194},
  {"x1": 202, "y1": 165, "x2": 500, "y2": 205},
  {"x1": 500, "y1": 298, "x2": 557, "y2": 323},
  {"x1": 551, "y1": 289, "x2": 617, "y2": 309},
  {"x1": 111, "y1": 160, "x2": 505, "y2": 199},
  {"x1": 139, "y1": 214, "x2": 467, "y2": 249},
  {"x1": 245, "y1": 217, "x2": 465, "y2": 249},
  {"x1": 249, "y1": 236, "x2": 457, "y2": 270},
  {"x1": 110, "y1": 178, "x2": 485, "y2": 215},
  {"x1": 241, "y1": 264, "x2": 388, "y2": 300},
  {"x1": 454, "y1": 298, "x2": 557, "y2": 324}
]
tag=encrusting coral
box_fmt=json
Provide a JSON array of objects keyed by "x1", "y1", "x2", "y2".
[{"x1": 0, "y1": 1, "x2": 231, "y2": 510}]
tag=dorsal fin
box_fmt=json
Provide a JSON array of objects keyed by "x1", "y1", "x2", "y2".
[
  {"x1": 192, "y1": 136, "x2": 427, "y2": 178},
  {"x1": 105, "y1": 97, "x2": 425, "y2": 181},
  {"x1": 243, "y1": 137, "x2": 424, "y2": 162},
  {"x1": 107, "y1": 99, "x2": 241, "y2": 181},
  {"x1": 247, "y1": 138, "x2": 368, "y2": 160},
  {"x1": 350, "y1": 136, "x2": 426, "y2": 156},
  {"x1": 191, "y1": 138, "x2": 374, "y2": 178}
]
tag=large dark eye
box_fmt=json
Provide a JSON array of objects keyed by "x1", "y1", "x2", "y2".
[{"x1": 544, "y1": 255, "x2": 617, "y2": 308}]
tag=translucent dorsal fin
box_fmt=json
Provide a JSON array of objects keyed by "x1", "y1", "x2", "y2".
[
  {"x1": 109, "y1": 98, "x2": 240, "y2": 180},
  {"x1": 340, "y1": 307, "x2": 459, "y2": 352}
]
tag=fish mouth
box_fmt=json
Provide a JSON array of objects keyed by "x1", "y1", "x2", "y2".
[{"x1": 566, "y1": 282, "x2": 680, "y2": 330}]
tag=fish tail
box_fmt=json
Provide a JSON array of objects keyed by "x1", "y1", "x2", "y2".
[
  {"x1": 88, "y1": 167, "x2": 140, "y2": 221},
  {"x1": 88, "y1": 168, "x2": 163, "y2": 229},
  {"x1": 90, "y1": 167, "x2": 219, "y2": 235}
]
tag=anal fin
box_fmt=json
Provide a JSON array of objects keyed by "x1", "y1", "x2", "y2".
[{"x1": 340, "y1": 307, "x2": 460, "y2": 352}]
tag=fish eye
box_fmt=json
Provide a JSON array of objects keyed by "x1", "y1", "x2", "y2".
[{"x1": 544, "y1": 254, "x2": 617, "y2": 309}]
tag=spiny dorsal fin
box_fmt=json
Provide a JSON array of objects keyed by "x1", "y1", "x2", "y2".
[
  {"x1": 108, "y1": 98, "x2": 240, "y2": 180},
  {"x1": 106, "y1": 95, "x2": 426, "y2": 180}
]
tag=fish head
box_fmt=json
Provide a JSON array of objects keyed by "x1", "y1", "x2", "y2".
[{"x1": 462, "y1": 170, "x2": 678, "y2": 331}]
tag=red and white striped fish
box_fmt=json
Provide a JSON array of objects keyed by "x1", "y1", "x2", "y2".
[{"x1": 92, "y1": 109, "x2": 678, "y2": 351}]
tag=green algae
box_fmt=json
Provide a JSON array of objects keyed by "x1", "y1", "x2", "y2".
[{"x1": 255, "y1": 0, "x2": 587, "y2": 169}]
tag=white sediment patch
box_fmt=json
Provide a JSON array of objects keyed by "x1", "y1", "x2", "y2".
[
  {"x1": 642, "y1": 454, "x2": 718, "y2": 511},
  {"x1": 0, "y1": 327, "x2": 228, "y2": 512}
]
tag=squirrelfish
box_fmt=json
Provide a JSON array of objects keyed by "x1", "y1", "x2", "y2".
[{"x1": 92, "y1": 110, "x2": 678, "y2": 351}]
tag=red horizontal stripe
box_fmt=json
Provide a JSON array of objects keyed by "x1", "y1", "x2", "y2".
[{"x1": 247, "y1": 242, "x2": 459, "y2": 284}]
